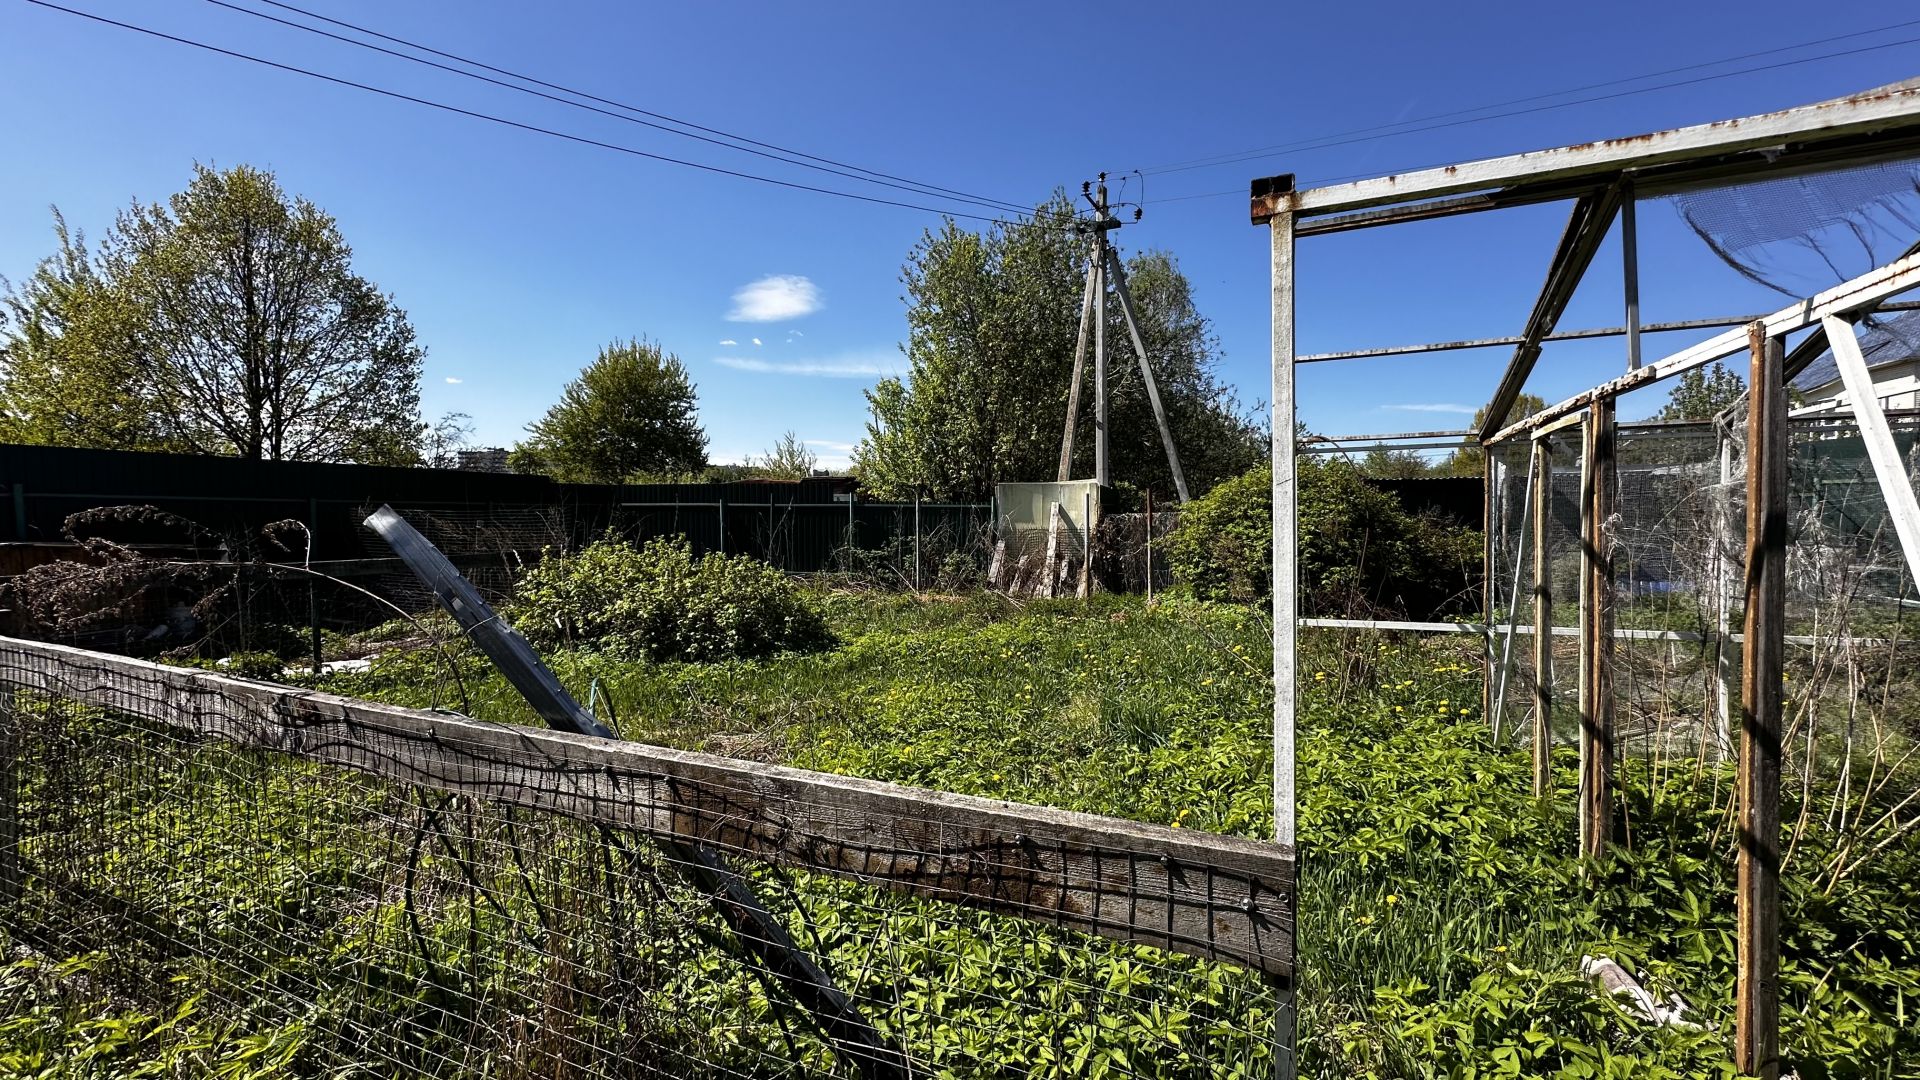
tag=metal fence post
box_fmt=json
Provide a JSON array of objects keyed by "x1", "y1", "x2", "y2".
[
  {"x1": 913, "y1": 493, "x2": 922, "y2": 591},
  {"x1": 308, "y1": 496, "x2": 323, "y2": 675},
  {"x1": 717, "y1": 496, "x2": 727, "y2": 555}
]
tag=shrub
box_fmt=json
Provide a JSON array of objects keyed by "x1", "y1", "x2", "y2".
[
  {"x1": 1167, "y1": 459, "x2": 1480, "y2": 616},
  {"x1": 1165, "y1": 464, "x2": 1273, "y2": 602},
  {"x1": 514, "y1": 535, "x2": 833, "y2": 662}
]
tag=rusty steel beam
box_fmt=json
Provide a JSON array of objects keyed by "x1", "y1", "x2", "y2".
[
  {"x1": 1488, "y1": 250, "x2": 1920, "y2": 445},
  {"x1": 1252, "y1": 81, "x2": 1920, "y2": 222},
  {"x1": 1479, "y1": 186, "x2": 1624, "y2": 442}
]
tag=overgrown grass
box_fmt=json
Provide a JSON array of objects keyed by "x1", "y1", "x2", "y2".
[{"x1": 5, "y1": 590, "x2": 1918, "y2": 1076}]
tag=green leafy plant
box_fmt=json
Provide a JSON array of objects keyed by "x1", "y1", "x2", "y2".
[{"x1": 513, "y1": 534, "x2": 834, "y2": 662}]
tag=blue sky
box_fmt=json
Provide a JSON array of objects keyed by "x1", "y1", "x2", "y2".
[{"x1": 4, "y1": 1, "x2": 1919, "y2": 469}]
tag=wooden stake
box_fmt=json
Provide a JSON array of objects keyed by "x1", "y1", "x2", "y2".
[
  {"x1": 1579, "y1": 400, "x2": 1616, "y2": 858},
  {"x1": 1532, "y1": 438, "x2": 1554, "y2": 797},
  {"x1": 1736, "y1": 325, "x2": 1785, "y2": 1080}
]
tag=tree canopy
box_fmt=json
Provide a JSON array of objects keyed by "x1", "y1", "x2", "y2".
[
  {"x1": 511, "y1": 339, "x2": 707, "y2": 483},
  {"x1": 1, "y1": 165, "x2": 425, "y2": 463},
  {"x1": 853, "y1": 196, "x2": 1260, "y2": 501},
  {"x1": 1440, "y1": 393, "x2": 1548, "y2": 477},
  {"x1": 750, "y1": 431, "x2": 819, "y2": 480},
  {"x1": 1653, "y1": 360, "x2": 1745, "y2": 421}
]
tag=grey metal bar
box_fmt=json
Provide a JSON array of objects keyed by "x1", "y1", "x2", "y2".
[
  {"x1": 1623, "y1": 185, "x2": 1641, "y2": 370},
  {"x1": 362, "y1": 506, "x2": 911, "y2": 1080}
]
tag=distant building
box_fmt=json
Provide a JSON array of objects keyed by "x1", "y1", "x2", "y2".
[
  {"x1": 1792, "y1": 314, "x2": 1920, "y2": 417},
  {"x1": 456, "y1": 448, "x2": 512, "y2": 473}
]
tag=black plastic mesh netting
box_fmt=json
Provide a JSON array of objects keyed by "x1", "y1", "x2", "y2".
[{"x1": 1669, "y1": 156, "x2": 1920, "y2": 299}]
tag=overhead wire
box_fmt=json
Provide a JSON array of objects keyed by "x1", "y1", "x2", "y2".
[
  {"x1": 199, "y1": 0, "x2": 1035, "y2": 216},
  {"x1": 1141, "y1": 27, "x2": 1920, "y2": 201},
  {"x1": 20, "y1": 0, "x2": 1073, "y2": 229}
]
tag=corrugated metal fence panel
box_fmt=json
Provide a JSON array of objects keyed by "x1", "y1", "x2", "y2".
[{"x1": 0, "y1": 444, "x2": 985, "y2": 575}]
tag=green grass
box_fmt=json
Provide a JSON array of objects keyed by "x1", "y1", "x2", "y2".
[{"x1": 5, "y1": 589, "x2": 1918, "y2": 1077}]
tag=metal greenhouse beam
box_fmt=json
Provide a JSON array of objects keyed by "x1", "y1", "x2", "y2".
[
  {"x1": 1825, "y1": 314, "x2": 1920, "y2": 586},
  {"x1": 1254, "y1": 82, "x2": 1920, "y2": 220},
  {"x1": 1479, "y1": 186, "x2": 1623, "y2": 443}
]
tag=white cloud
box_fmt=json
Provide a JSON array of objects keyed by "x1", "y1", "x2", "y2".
[
  {"x1": 718, "y1": 339, "x2": 737, "y2": 346},
  {"x1": 788, "y1": 329, "x2": 805, "y2": 339},
  {"x1": 804, "y1": 439, "x2": 855, "y2": 452},
  {"x1": 727, "y1": 274, "x2": 822, "y2": 322},
  {"x1": 1382, "y1": 403, "x2": 1476, "y2": 414},
  {"x1": 444, "y1": 376, "x2": 463, "y2": 384},
  {"x1": 713, "y1": 351, "x2": 897, "y2": 379},
  {"x1": 752, "y1": 337, "x2": 763, "y2": 346}
]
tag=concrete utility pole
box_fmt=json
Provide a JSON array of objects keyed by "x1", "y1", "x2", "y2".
[{"x1": 1056, "y1": 173, "x2": 1190, "y2": 502}]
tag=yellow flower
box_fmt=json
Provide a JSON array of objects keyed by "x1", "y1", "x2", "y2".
[
  {"x1": 1385, "y1": 894, "x2": 1400, "y2": 906},
  {"x1": 1355, "y1": 914, "x2": 1373, "y2": 925},
  {"x1": 1459, "y1": 708, "x2": 1470, "y2": 715}
]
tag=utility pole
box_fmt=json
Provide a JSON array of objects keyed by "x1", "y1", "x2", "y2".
[
  {"x1": 1056, "y1": 173, "x2": 1190, "y2": 503},
  {"x1": 1090, "y1": 175, "x2": 1114, "y2": 489}
]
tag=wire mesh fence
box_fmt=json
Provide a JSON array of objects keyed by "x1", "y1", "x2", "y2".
[
  {"x1": 1485, "y1": 406, "x2": 1920, "y2": 838},
  {"x1": 0, "y1": 636, "x2": 1292, "y2": 1078}
]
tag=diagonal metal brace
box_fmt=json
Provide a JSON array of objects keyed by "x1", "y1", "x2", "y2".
[{"x1": 364, "y1": 505, "x2": 911, "y2": 1080}]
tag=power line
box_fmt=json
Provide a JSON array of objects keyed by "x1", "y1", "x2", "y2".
[
  {"x1": 1141, "y1": 21, "x2": 1920, "y2": 180},
  {"x1": 226, "y1": 0, "x2": 1034, "y2": 216},
  {"x1": 20, "y1": 0, "x2": 1056, "y2": 227}
]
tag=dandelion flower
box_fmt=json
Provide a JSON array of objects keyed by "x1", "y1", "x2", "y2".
[{"x1": 1385, "y1": 894, "x2": 1399, "y2": 906}]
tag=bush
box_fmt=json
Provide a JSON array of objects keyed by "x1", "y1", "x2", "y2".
[
  {"x1": 514, "y1": 535, "x2": 833, "y2": 662},
  {"x1": 1167, "y1": 459, "x2": 1481, "y2": 616},
  {"x1": 1165, "y1": 464, "x2": 1273, "y2": 602}
]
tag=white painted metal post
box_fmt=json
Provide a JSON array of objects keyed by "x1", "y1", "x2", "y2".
[
  {"x1": 1269, "y1": 208, "x2": 1299, "y2": 1078},
  {"x1": 1491, "y1": 442, "x2": 1539, "y2": 743},
  {"x1": 1825, "y1": 313, "x2": 1920, "y2": 586}
]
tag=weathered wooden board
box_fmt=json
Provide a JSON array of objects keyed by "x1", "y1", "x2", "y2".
[{"x1": 0, "y1": 635, "x2": 1294, "y2": 976}]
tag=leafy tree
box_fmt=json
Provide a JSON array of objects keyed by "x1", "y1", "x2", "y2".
[
  {"x1": 0, "y1": 211, "x2": 159, "y2": 450},
  {"x1": 2, "y1": 167, "x2": 425, "y2": 463},
  {"x1": 514, "y1": 339, "x2": 707, "y2": 483},
  {"x1": 1441, "y1": 392, "x2": 1548, "y2": 477},
  {"x1": 1653, "y1": 360, "x2": 1744, "y2": 421},
  {"x1": 1358, "y1": 447, "x2": 1435, "y2": 479},
  {"x1": 750, "y1": 430, "x2": 819, "y2": 480},
  {"x1": 854, "y1": 196, "x2": 1259, "y2": 501},
  {"x1": 421, "y1": 411, "x2": 475, "y2": 469}
]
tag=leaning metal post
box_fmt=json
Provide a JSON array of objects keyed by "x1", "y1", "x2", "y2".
[{"x1": 364, "y1": 506, "x2": 911, "y2": 1080}]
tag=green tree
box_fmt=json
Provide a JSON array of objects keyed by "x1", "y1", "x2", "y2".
[
  {"x1": 1358, "y1": 447, "x2": 1435, "y2": 479},
  {"x1": 0, "y1": 210, "x2": 159, "y2": 450},
  {"x1": 854, "y1": 196, "x2": 1258, "y2": 501},
  {"x1": 514, "y1": 339, "x2": 707, "y2": 483},
  {"x1": 749, "y1": 430, "x2": 819, "y2": 480},
  {"x1": 1653, "y1": 360, "x2": 1744, "y2": 421},
  {"x1": 1441, "y1": 392, "x2": 1548, "y2": 477},
  {"x1": 2, "y1": 167, "x2": 425, "y2": 463}
]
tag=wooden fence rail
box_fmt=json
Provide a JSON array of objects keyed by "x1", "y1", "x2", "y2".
[{"x1": 0, "y1": 635, "x2": 1294, "y2": 978}]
